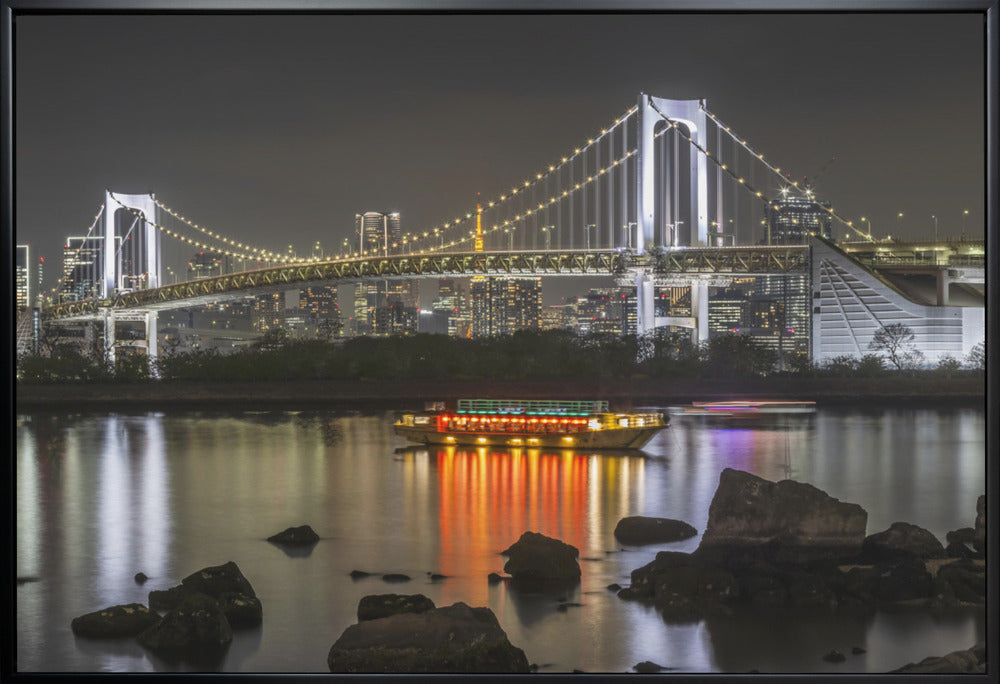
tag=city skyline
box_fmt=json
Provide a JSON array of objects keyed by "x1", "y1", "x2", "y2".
[{"x1": 14, "y1": 11, "x2": 986, "y2": 298}]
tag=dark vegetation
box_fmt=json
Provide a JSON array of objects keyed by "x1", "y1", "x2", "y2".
[{"x1": 17, "y1": 329, "x2": 984, "y2": 385}]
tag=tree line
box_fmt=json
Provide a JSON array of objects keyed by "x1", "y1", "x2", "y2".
[{"x1": 16, "y1": 323, "x2": 985, "y2": 384}]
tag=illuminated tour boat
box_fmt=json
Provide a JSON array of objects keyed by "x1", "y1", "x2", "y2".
[{"x1": 395, "y1": 399, "x2": 669, "y2": 450}]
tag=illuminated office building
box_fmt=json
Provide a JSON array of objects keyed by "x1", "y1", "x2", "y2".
[
  {"x1": 60, "y1": 235, "x2": 118, "y2": 302},
  {"x1": 470, "y1": 277, "x2": 542, "y2": 337},
  {"x1": 356, "y1": 211, "x2": 401, "y2": 255},
  {"x1": 16, "y1": 244, "x2": 43, "y2": 314},
  {"x1": 765, "y1": 193, "x2": 833, "y2": 244}
]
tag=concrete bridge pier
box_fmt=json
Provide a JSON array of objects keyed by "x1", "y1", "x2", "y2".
[
  {"x1": 936, "y1": 269, "x2": 951, "y2": 306},
  {"x1": 146, "y1": 310, "x2": 159, "y2": 377},
  {"x1": 691, "y1": 279, "x2": 709, "y2": 345},
  {"x1": 102, "y1": 309, "x2": 116, "y2": 368}
]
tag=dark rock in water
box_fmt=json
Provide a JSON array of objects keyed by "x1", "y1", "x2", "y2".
[
  {"x1": 429, "y1": 573, "x2": 447, "y2": 581},
  {"x1": 180, "y1": 561, "x2": 256, "y2": 599},
  {"x1": 876, "y1": 556, "x2": 933, "y2": 603},
  {"x1": 861, "y1": 522, "x2": 945, "y2": 562},
  {"x1": 945, "y1": 541, "x2": 976, "y2": 559},
  {"x1": 134, "y1": 572, "x2": 149, "y2": 584},
  {"x1": 137, "y1": 592, "x2": 232, "y2": 661},
  {"x1": 624, "y1": 550, "x2": 739, "y2": 620},
  {"x1": 699, "y1": 469, "x2": 867, "y2": 564},
  {"x1": 839, "y1": 566, "x2": 880, "y2": 609},
  {"x1": 327, "y1": 602, "x2": 530, "y2": 673},
  {"x1": 350, "y1": 570, "x2": 372, "y2": 579},
  {"x1": 487, "y1": 573, "x2": 505, "y2": 584},
  {"x1": 634, "y1": 661, "x2": 667, "y2": 673},
  {"x1": 891, "y1": 643, "x2": 986, "y2": 674},
  {"x1": 16, "y1": 576, "x2": 40, "y2": 585},
  {"x1": 218, "y1": 592, "x2": 263, "y2": 627},
  {"x1": 71, "y1": 603, "x2": 160, "y2": 638},
  {"x1": 502, "y1": 531, "x2": 580, "y2": 587},
  {"x1": 149, "y1": 585, "x2": 191, "y2": 612},
  {"x1": 357, "y1": 594, "x2": 435, "y2": 622},
  {"x1": 973, "y1": 495, "x2": 985, "y2": 554},
  {"x1": 613, "y1": 516, "x2": 697, "y2": 545},
  {"x1": 946, "y1": 527, "x2": 976, "y2": 546},
  {"x1": 267, "y1": 524, "x2": 320, "y2": 546},
  {"x1": 937, "y1": 559, "x2": 985, "y2": 604},
  {"x1": 616, "y1": 586, "x2": 644, "y2": 601},
  {"x1": 606, "y1": 583, "x2": 622, "y2": 592},
  {"x1": 556, "y1": 602, "x2": 582, "y2": 612},
  {"x1": 823, "y1": 650, "x2": 846, "y2": 663},
  {"x1": 382, "y1": 573, "x2": 411, "y2": 583},
  {"x1": 852, "y1": 646, "x2": 866, "y2": 655}
]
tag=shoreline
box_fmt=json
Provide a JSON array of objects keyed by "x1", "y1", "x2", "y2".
[{"x1": 16, "y1": 377, "x2": 985, "y2": 411}]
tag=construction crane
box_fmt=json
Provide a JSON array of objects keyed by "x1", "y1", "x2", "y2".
[{"x1": 802, "y1": 156, "x2": 837, "y2": 195}]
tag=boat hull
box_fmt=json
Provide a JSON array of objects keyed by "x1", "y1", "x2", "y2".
[{"x1": 394, "y1": 424, "x2": 666, "y2": 449}]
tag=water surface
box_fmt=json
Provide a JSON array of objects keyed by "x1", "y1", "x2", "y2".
[{"x1": 16, "y1": 405, "x2": 986, "y2": 673}]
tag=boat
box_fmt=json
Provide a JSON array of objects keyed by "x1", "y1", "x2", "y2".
[
  {"x1": 669, "y1": 400, "x2": 817, "y2": 419},
  {"x1": 394, "y1": 399, "x2": 669, "y2": 450}
]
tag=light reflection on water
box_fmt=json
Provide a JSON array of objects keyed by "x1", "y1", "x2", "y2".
[{"x1": 16, "y1": 406, "x2": 985, "y2": 673}]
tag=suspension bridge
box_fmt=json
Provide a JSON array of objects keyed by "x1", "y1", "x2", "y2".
[{"x1": 20, "y1": 92, "x2": 984, "y2": 365}]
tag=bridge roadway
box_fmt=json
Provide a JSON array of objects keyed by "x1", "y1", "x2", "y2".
[{"x1": 45, "y1": 246, "x2": 812, "y2": 321}]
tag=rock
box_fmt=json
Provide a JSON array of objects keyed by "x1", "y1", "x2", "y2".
[
  {"x1": 634, "y1": 661, "x2": 667, "y2": 673},
  {"x1": 350, "y1": 570, "x2": 373, "y2": 579},
  {"x1": 502, "y1": 531, "x2": 581, "y2": 587},
  {"x1": 936, "y1": 559, "x2": 985, "y2": 604},
  {"x1": 137, "y1": 592, "x2": 233, "y2": 661},
  {"x1": 624, "y1": 551, "x2": 738, "y2": 620},
  {"x1": 892, "y1": 643, "x2": 985, "y2": 674},
  {"x1": 71, "y1": 603, "x2": 160, "y2": 638},
  {"x1": 861, "y1": 522, "x2": 945, "y2": 562},
  {"x1": 267, "y1": 524, "x2": 320, "y2": 546},
  {"x1": 180, "y1": 561, "x2": 256, "y2": 599},
  {"x1": 606, "y1": 583, "x2": 622, "y2": 592},
  {"x1": 134, "y1": 572, "x2": 148, "y2": 584},
  {"x1": 613, "y1": 516, "x2": 697, "y2": 545},
  {"x1": 429, "y1": 573, "x2": 447, "y2": 581},
  {"x1": 357, "y1": 594, "x2": 435, "y2": 622},
  {"x1": 382, "y1": 574, "x2": 411, "y2": 583},
  {"x1": 839, "y1": 566, "x2": 880, "y2": 609},
  {"x1": 823, "y1": 649, "x2": 846, "y2": 663},
  {"x1": 945, "y1": 541, "x2": 976, "y2": 559},
  {"x1": 876, "y1": 557, "x2": 933, "y2": 603},
  {"x1": 852, "y1": 646, "x2": 866, "y2": 655},
  {"x1": 327, "y1": 602, "x2": 530, "y2": 673},
  {"x1": 149, "y1": 585, "x2": 190, "y2": 612},
  {"x1": 556, "y1": 602, "x2": 582, "y2": 611},
  {"x1": 218, "y1": 592, "x2": 263, "y2": 627},
  {"x1": 946, "y1": 527, "x2": 976, "y2": 545},
  {"x1": 699, "y1": 469, "x2": 867, "y2": 563},
  {"x1": 487, "y1": 573, "x2": 505, "y2": 584},
  {"x1": 973, "y1": 495, "x2": 985, "y2": 554}
]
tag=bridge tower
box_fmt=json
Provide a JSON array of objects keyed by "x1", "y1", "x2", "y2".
[
  {"x1": 101, "y1": 191, "x2": 161, "y2": 371},
  {"x1": 634, "y1": 93, "x2": 711, "y2": 342}
]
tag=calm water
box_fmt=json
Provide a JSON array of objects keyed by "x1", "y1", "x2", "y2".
[{"x1": 16, "y1": 404, "x2": 986, "y2": 673}]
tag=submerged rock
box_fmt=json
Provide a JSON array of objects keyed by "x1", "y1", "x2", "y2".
[
  {"x1": 699, "y1": 469, "x2": 867, "y2": 564},
  {"x1": 134, "y1": 572, "x2": 149, "y2": 584},
  {"x1": 487, "y1": 573, "x2": 505, "y2": 584},
  {"x1": 180, "y1": 561, "x2": 256, "y2": 599},
  {"x1": 502, "y1": 531, "x2": 580, "y2": 587},
  {"x1": 267, "y1": 524, "x2": 320, "y2": 546},
  {"x1": 71, "y1": 603, "x2": 160, "y2": 638},
  {"x1": 327, "y1": 602, "x2": 530, "y2": 673},
  {"x1": 137, "y1": 592, "x2": 232, "y2": 661},
  {"x1": 823, "y1": 650, "x2": 846, "y2": 663},
  {"x1": 218, "y1": 592, "x2": 263, "y2": 627},
  {"x1": 382, "y1": 574, "x2": 411, "y2": 583},
  {"x1": 613, "y1": 516, "x2": 697, "y2": 545},
  {"x1": 634, "y1": 660, "x2": 667, "y2": 673},
  {"x1": 350, "y1": 570, "x2": 373, "y2": 579},
  {"x1": 357, "y1": 594, "x2": 435, "y2": 622},
  {"x1": 892, "y1": 643, "x2": 986, "y2": 674},
  {"x1": 861, "y1": 522, "x2": 945, "y2": 562}
]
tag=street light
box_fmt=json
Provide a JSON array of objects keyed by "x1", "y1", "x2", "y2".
[
  {"x1": 896, "y1": 212, "x2": 903, "y2": 236},
  {"x1": 962, "y1": 209, "x2": 969, "y2": 237},
  {"x1": 931, "y1": 215, "x2": 938, "y2": 242},
  {"x1": 541, "y1": 226, "x2": 552, "y2": 250}
]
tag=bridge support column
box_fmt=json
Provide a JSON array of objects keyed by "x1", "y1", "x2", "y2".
[
  {"x1": 102, "y1": 309, "x2": 116, "y2": 369},
  {"x1": 146, "y1": 311, "x2": 159, "y2": 377},
  {"x1": 691, "y1": 279, "x2": 709, "y2": 345},
  {"x1": 936, "y1": 269, "x2": 951, "y2": 306},
  {"x1": 635, "y1": 271, "x2": 656, "y2": 337}
]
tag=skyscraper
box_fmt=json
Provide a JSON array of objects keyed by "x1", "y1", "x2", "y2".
[
  {"x1": 16, "y1": 244, "x2": 43, "y2": 314},
  {"x1": 765, "y1": 193, "x2": 833, "y2": 244},
  {"x1": 470, "y1": 277, "x2": 542, "y2": 337},
  {"x1": 356, "y1": 211, "x2": 401, "y2": 256},
  {"x1": 60, "y1": 235, "x2": 118, "y2": 301}
]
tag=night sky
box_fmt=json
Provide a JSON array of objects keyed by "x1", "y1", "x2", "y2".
[{"x1": 14, "y1": 12, "x2": 985, "y2": 300}]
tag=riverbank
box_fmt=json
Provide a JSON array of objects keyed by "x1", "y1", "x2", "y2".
[{"x1": 16, "y1": 375, "x2": 985, "y2": 410}]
